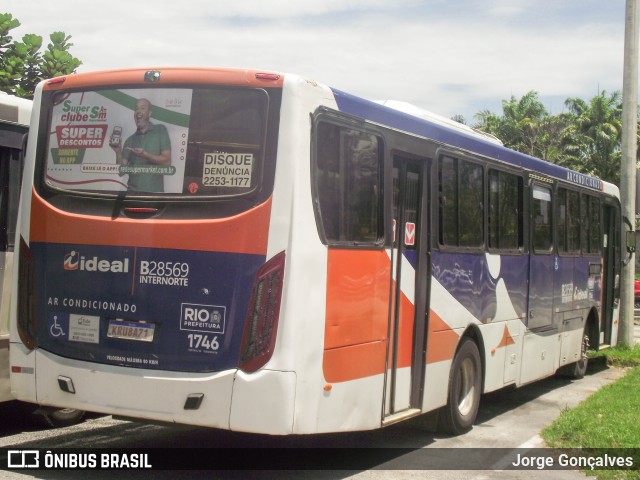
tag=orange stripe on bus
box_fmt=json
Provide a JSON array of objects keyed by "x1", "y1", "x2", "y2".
[
  {"x1": 323, "y1": 287, "x2": 416, "y2": 383},
  {"x1": 322, "y1": 249, "x2": 391, "y2": 383},
  {"x1": 322, "y1": 249, "x2": 421, "y2": 382},
  {"x1": 395, "y1": 290, "x2": 415, "y2": 369},
  {"x1": 28, "y1": 188, "x2": 272, "y2": 255},
  {"x1": 43, "y1": 67, "x2": 285, "y2": 91},
  {"x1": 323, "y1": 341, "x2": 387, "y2": 384},
  {"x1": 426, "y1": 310, "x2": 460, "y2": 364},
  {"x1": 324, "y1": 249, "x2": 391, "y2": 350}
]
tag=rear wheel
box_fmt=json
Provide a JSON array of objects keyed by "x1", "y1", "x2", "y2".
[
  {"x1": 439, "y1": 338, "x2": 482, "y2": 435},
  {"x1": 40, "y1": 408, "x2": 85, "y2": 428},
  {"x1": 564, "y1": 326, "x2": 589, "y2": 379}
]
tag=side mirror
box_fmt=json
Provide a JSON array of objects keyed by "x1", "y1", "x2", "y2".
[
  {"x1": 623, "y1": 216, "x2": 636, "y2": 265},
  {"x1": 626, "y1": 230, "x2": 636, "y2": 254}
]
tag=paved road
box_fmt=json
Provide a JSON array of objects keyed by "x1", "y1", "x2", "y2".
[{"x1": 0, "y1": 359, "x2": 629, "y2": 480}]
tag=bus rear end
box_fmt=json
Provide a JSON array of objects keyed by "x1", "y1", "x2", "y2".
[{"x1": 10, "y1": 68, "x2": 291, "y2": 430}]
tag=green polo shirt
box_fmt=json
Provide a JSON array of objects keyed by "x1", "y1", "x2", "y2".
[{"x1": 122, "y1": 123, "x2": 171, "y2": 192}]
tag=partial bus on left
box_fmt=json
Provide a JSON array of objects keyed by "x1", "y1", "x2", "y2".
[{"x1": 0, "y1": 92, "x2": 84, "y2": 427}]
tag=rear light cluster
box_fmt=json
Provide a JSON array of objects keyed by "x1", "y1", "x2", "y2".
[
  {"x1": 255, "y1": 73, "x2": 280, "y2": 81},
  {"x1": 17, "y1": 237, "x2": 37, "y2": 349},
  {"x1": 239, "y1": 251, "x2": 285, "y2": 373}
]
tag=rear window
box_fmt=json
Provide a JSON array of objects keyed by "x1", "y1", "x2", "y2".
[{"x1": 44, "y1": 87, "x2": 269, "y2": 197}]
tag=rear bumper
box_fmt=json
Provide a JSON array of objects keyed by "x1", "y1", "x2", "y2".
[{"x1": 11, "y1": 347, "x2": 296, "y2": 433}]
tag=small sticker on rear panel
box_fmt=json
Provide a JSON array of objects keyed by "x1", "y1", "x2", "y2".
[
  {"x1": 68, "y1": 314, "x2": 100, "y2": 344},
  {"x1": 180, "y1": 303, "x2": 226, "y2": 334},
  {"x1": 202, "y1": 153, "x2": 253, "y2": 188}
]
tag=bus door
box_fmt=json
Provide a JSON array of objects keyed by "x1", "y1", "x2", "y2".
[
  {"x1": 528, "y1": 183, "x2": 554, "y2": 331},
  {"x1": 600, "y1": 201, "x2": 620, "y2": 346},
  {"x1": 384, "y1": 155, "x2": 428, "y2": 420}
]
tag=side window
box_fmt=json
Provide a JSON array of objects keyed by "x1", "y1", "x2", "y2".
[
  {"x1": 314, "y1": 122, "x2": 382, "y2": 244},
  {"x1": 532, "y1": 184, "x2": 552, "y2": 252},
  {"x1": 439, "y1": 156, "x2": 458, "y2": 246},
  {"x1": 558, "y1": 187, "x2": 580, "y2": 254},
  {"x1": 581, "y1": 194, "x2": 601, "y2": 255},
  {"x1": 6, "y1": 147, "x2": 22, "y2": 251},
  {"x1": 0, "y1": 123, "x2": 27, "y2": 252},
  {"x1": 488, "y1": 169, "x2": 523, "y2": 251},
  {"x1": 0, "y1": 143, "x2": 23, "y2": 252},
  {"x1": 438, "y1": 155, "x2": 484, "y2": 248},
  {"x1": 589, "y1": 196, "x2": 601, "y2": 254}
]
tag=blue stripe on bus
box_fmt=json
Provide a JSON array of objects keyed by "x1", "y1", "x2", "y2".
[
  {"x1": 430, "y1": 251, "x2": 601, "y2": 325},
  {"x1": 330, "y1": 88, "x2": 603, "y2": 191}
]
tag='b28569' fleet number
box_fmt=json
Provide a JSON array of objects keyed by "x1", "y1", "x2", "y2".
[{"x1": 140, "y1": 261, "x2": 189, "y2": 277}]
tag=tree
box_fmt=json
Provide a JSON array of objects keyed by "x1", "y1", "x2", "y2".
[
  {"x1": 0, "y1": 13, "x2": 81, "y2": 99},
  {"x1": 561, "y1": 91, "x2": 623, "y2": 185},
  {"x1": 474, "y1": 91, "x2": 560, "y2": 159},
  {"x1": 472, "y1": 90, "x2": 636, "y2": 186}
]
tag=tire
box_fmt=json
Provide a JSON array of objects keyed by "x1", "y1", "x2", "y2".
[
  {"x1": 41, "y1": 408, "x2": 85, "y2": 428},
  {"x1": 566, "y1": 327, "x2": 589, "y2": 379},
  {"x1": 439, "y1": 338, "x2": 482, "y2": 435}
]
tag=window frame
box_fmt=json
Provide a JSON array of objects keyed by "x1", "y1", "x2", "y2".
[
  {"x1": 37, "y1": 85, "x2": 277, "y2": 202},
  {"x1": 0, "y1": 123, "x2": 27, "y2": 253},
  {"x1": 436, "y1": 152, "x2": 486, "y2": 252},
  {"x1": 580, "y1": 193, "x2": 602, "y2": 256},
  {"x1": 487, "y1": 167, "x2": 524, "y2": 253},
  {"x1": 531, "y1": 181, "x2": 554, "y2": 255},
  {"x1": 556, "y1": 186, "x2": 582, "y2": 257},
  {"x1": 311, "y1": 111, "x2": 385, "y2": 248}
]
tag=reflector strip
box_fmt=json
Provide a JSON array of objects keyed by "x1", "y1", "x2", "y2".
[{"x1": 255, "y1": 73, "x2": 281, "y2": 81}]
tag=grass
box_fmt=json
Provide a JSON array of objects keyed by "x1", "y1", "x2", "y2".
[
  {"x1": 589, "y1": 344, "x2": 640, "y2": 368},
  {"x1": 541, "y1": 345, "x2": 640, "y2": 479}
]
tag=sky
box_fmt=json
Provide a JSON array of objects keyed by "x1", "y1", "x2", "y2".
[{"x1": 3, "y1": 0, "x2": 629, "y2": 123}]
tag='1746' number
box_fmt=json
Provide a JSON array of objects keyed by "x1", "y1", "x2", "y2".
[{"x1": 187, "y1": 334, "x2": 220, "y2": 351}]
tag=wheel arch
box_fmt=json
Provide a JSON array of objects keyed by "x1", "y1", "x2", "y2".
[
  {"x1": 457, "y1": 324, "x2": 486, "y2": 391},
  {"x1": 437, "y1": 324, "x2": 484, "y2": 435},
  {"x1": 586, "y1": 307, "x2": 599, "y2": 350}
]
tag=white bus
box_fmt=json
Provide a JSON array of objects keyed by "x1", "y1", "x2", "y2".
[
  {"x1": 11, "y1": 67, "x2": 621, "y2": 434},
  {"x1": 0, "y1": 92, "x2": 83, "y2": 427}
]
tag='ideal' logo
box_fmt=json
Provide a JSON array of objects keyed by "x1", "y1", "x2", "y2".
[
  {"x1": 63, "y1": 251, "x2": 129, "y2": 273},
  {"x1": 64, "y1": 251, "x2": 79, "y2": 270}
]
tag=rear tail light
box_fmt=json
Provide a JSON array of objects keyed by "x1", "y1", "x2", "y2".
[
  {"x1": 46, "y1": 76, "x2": 66, "y2": 86},
  {"x1": 17, "y1": 237, "x2": 37, "y2": 350},
  {"x1": 255, "y1": 73, "x2": 281, "y2": 81},
  {"x1": 239, "y1": 251, "x2": 285, "y2": 373}
]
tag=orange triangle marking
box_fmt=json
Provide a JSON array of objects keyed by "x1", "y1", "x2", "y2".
[{"x1": 497, "y1": 324, "x2": 516, "y2": 349}]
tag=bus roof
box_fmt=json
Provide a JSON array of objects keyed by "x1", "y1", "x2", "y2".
[
  {"x1": 331, "y1": 87, "x2": 618, "y2": 197},
  {"x1": 0, "y1": 92, "x2": 32, "y2": 126},
  {"x1": 375, "y1": 99, "x2": 504, "y2": 146},
  {"x1": 33, "y1": 66, "x2": 618, "y2": 198}
]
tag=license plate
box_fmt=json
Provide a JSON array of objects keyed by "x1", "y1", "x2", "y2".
[{"x1": 107, "y1": 319, "x2": 155, "y2": 342}]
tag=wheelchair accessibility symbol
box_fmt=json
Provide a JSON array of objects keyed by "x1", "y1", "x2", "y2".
[{"x1": 49, "y1": 314, "x2": 66, "y2": 338}]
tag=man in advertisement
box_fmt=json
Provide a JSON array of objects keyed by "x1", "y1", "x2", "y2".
[{"x1": 110, "y1": 98, "x2": 172, "y2": 192}]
